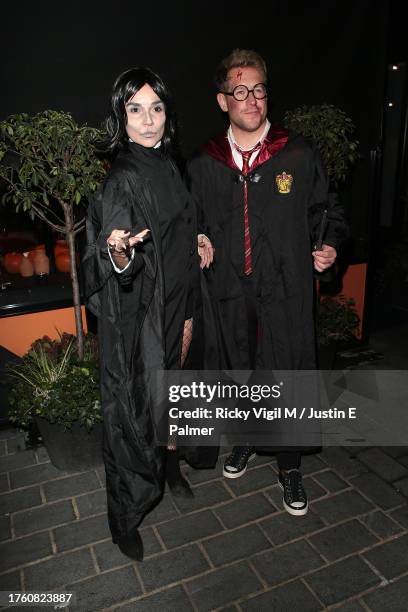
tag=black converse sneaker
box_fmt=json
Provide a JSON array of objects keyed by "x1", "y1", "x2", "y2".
[
  {"x1": 223, "y1": 446, "x2": 256, "y2": 479},
  {"x1": 278, "y1": 469, "x2": 308, "y2": 516}
]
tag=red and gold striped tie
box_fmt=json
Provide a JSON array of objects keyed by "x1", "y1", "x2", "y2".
[{"x1": 237, "y1": 143, "x2": 261, "y2": 275}]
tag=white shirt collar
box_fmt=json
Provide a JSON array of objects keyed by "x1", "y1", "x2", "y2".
[
  {"x1": 227, "y1": 118, "x2": 270, "y2": 152},
  {"x1": 228, "y1": 119, "x2": 270, "y2": 170}
]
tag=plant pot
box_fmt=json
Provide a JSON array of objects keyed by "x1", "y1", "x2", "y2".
[{"x1": 35, "y1": 416, "x2": 103, "y2": 472}]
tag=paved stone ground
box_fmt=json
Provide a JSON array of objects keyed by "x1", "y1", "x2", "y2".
[{"x1": 1, "y1": 428, "x2": 408, "y2": 611}]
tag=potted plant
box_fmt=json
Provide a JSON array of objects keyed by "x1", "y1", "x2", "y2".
[
  {"x1": 7, "y1": 333, "x2": 102, "y2": 470},
  {"x1": 284, "y1": 104, "x2": 360, "y2": 368},
  {"x1": 0, "y1": 110, "x2": 106, "y2": 360},
  {"x1": 316, "y1": 295, "x2": 360, "y2": 368},
  {"x1": 283, "y1": 103, "x2": 359, "y2": 188}
]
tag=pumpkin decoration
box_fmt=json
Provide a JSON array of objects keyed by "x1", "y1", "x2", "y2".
[
  {"x1": 33, "y1": 250, "x2": 50, "y2": 276},
  {"x1": 28, "y1": 244, "x2": 46, "y2": 263},
  {"x1": 55, "y1": 251, "x2": 70, "y2": 273},
  {"x1": 19, "y1": 252, "x2": 34, "y2": 277},
  {"x1": 4, "y1": 252, "x2": 23, "y2": 274},
  {"x1": 54, "y1": 239, "x2": 70, "y2": 273},
  {"x1": 54, "y1": 240, "x2": 69, "y2": 258}
]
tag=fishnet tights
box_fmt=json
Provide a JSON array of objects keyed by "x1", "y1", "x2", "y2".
[
  {"x1": 167, "y1": 317, "x2": 193, "y2": 450},
  {"x1": 180, "y1": 317, "x2": 193, "y2": 368}
]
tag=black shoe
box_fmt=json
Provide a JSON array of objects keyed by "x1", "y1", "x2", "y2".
[
  {"x1": 166, "y1": 449, "x2": 194, "y2": 498},
  {"x1": 223, "y1": 446, "x2": 256, "y2": 479},
  {"x1": 116, "y1": 528, "x2": 144, "y2": 561},
  {"x1": 278, "y1": 469, "x2": 308, "y2": 516},
  {"x1": 168, "y1": 478, "x2": 194, "y2": 498}
]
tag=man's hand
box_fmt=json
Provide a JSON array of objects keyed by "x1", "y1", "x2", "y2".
[
  {"x1": 107, "y1": 228, "x2": 150, "y2": 268},
  {"x1": 198, "y1": 234, "x2": 214, "y2": 269},
  {"x1": 312, "y1": 244, "x2": 337, "y2": 272}
]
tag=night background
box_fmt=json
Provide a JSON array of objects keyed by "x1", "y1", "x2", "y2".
[
  {"x1": 0, "y1": 0, "x2": 406, "y2": 260},
  {"x1": 1, "y1": 3, "x2": 408, "y2": 608},
  {"x1": 1, "y1": 0, "x2": 406, "y2": 333}
]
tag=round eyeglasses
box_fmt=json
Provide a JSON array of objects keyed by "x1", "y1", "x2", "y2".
[{"x1": 222, "y1": 83, "x2": 267, "y2": 101}]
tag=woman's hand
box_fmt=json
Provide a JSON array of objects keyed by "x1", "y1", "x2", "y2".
[
  {"x1": 128, "y1": 229, "x2": 150, "y2": 248},
  {"x1": 198, "y1": 234, "x2": 214, "y2": 269},
  {"x1": 107, "y1": 228, "x2": 150, "y2": 268}
]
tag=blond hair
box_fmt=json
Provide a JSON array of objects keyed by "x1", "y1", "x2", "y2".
[{"x1": 214, "y1": 49, "x2": 267, "y2": 91}]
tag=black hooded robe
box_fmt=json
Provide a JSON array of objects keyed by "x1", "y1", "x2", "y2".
[
  {"x1": 83, "y1": 143, "x2": 204, "y2": 542},
  {"x1": 186, "y1": 126, "x2": 349, "y2": 449}
]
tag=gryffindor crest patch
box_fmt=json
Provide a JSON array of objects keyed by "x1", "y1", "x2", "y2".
[{"x1": 275, "y1": 171, "x2": 293, "y2": 194}]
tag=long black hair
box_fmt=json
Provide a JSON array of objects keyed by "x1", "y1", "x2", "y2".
[{"x1": 104, "y1": 67, "x2": 177, "y2": 156}]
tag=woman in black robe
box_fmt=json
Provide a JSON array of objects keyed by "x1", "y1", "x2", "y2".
[{"x1": 83, "y1": 68, "x2": 213, "y2": 561}]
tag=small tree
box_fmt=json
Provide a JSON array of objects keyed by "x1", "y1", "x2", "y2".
[
  {"x1": 0, "y1": 111, "x2": 106, "y2": 359},
  {"x1": 283, "y1": 104, "x2": 359, "y2": 187}
]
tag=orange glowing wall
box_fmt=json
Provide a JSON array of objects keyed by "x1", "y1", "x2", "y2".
[
  {"x1": 2, "y1": 265, "x2": 367, "y2": 356},
  {"x1": 338, "y1": 263, "x2": 367, "y2": 338},
  {"x1": 0, "y1": 306, "x2": 88, "y2": 356}
]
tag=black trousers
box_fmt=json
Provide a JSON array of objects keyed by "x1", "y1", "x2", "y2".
[{"x1": 240, "y1": 276, "x2": 301, "y2": 472}]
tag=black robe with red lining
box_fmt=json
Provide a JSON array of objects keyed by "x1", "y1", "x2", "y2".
[{"x1": 186, "y1": 124, "x2": 348, "y2": 372}]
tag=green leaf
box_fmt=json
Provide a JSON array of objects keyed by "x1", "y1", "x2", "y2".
[{"x1": 283, "y1": 104, "x2": 358, "y2": 184}]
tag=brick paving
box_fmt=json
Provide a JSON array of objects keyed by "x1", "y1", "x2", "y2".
[{"x1": 1, "y1": 428, "x2": 408, "y2": 611}]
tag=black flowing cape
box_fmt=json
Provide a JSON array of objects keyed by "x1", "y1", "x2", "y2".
[
  {"x1": 83, "y1": 151, "x2": 166, "y2": 541},
  {"x1": 83, "y1": 147, "x2": 219, "y2": 540}
]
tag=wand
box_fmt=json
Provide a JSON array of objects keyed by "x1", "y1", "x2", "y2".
[{"x1": 315, "y1": 208, "x2": 328, "y2": 251}]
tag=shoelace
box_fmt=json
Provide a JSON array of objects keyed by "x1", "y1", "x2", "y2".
[
  {"x1": 282, "y1": 471, "x2": 305, "y2": 502},
  {"x1": 229, "y1": 446, "x2": 254, "y2": 467}
]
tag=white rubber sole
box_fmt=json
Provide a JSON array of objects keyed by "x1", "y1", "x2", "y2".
[
  {"x1": 278, "y1": 479, "x2": 309, "y2": 516},
  {"x1": 223, "y1": 453, "x2": 256, "y2": 479}
]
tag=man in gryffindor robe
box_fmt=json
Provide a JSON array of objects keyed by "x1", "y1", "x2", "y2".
[{"x1": 186, "y1": 49, "x2": 348, "y2": 516}]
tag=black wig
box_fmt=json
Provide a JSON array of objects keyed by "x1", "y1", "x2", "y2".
[{"x1": 105, "y1": 67, "x2": 177, "y2": 155}]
